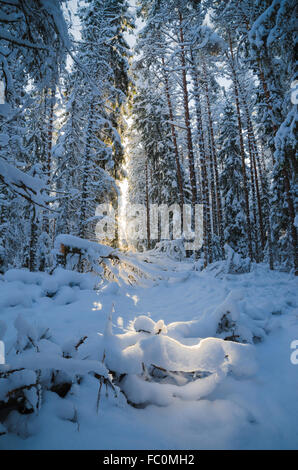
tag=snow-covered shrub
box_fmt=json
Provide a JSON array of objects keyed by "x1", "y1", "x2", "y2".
[
  {"x1": 224, "y1": 245, "x2": 251, "y2": 274},
  {"x1": 195, "y1": 289, "x2": 267, "y2": 344},
  {"x1": 101, "y1": 315, "x2": 257, "y2": 408},
  {"x1": 0, "y1": 316, "x2": 115, "y2": 437},
  {"x1": 4, "y1": 269, "x2": 44, "y2": 285},
  {"x1": 54, "y1": 234, "x2": 115, "y2": 275},
  {"x1": 0, "y1": 267, "x2": 98, "y2": 311},
  {"x1": 150, "y1": 239, "x2": 186, "y2": 261},
  {"x1": 0, "y1": 367, "x2": 41, "y2": 438},
  {"x1": 203, "y1": 245, "x2": 251, "y2": 277}
]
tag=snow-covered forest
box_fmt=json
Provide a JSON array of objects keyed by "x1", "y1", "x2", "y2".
[{"x1": 0, "y1": 0, "x2": 297, "y2": 451}]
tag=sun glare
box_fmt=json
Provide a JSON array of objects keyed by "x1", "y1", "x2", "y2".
[{"x1": 118, "y1": 177, "x2": 129, "y2": 250}]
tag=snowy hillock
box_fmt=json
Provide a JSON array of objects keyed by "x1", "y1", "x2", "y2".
[
  {"x1": 148, "y1": 239, "x2": 186, "y2": 261},
  {"x1": 201, "y1": 245, "x2": 251, "y2": 277},
  {"x1": 0, "y1": 310, "x2": 114, "y2": 438},
  {"x1": 54, "y1": 234, "x2": 117, "y2": 275},
  {"x1": 102, "y1": 315, "x2": 257, "y2": 407},
  {"x1": 0, "y1": 254, "x2": 297, "y2": 448},
  {"x1": 0, "y1": 268, "x2": 97, "y2": 311}
]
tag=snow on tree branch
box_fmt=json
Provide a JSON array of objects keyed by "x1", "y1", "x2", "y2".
[{"x1": 0, "y1": 157, "x2": 51, "y2": 209}]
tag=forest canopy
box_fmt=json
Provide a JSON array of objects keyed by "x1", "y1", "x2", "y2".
[{"x1": 0, "y1": 0, "x2": 297, "y2": 274}]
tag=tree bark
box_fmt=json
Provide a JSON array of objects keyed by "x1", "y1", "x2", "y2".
[
  {"x1": 178, "y1": 11, "x2": 197, "y2": 210},
  {"x1": 79, "y1": 100, "x2": 94, "y2": 240},
  {"x1": 162, "y1": 58, "x2": 184, "y2": 213},
  {"x1": 190, "y1": 62, "x2": 211, "y2": 266},
  {"x1": 227, "y1": 32, "x2": 253, "y2": 260},
  {"x1": 145, "y1": 158, "x2": 150, "y2": 249}
]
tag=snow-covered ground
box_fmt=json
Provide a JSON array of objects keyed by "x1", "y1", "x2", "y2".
[{"x1": 0, "y1": 253, "x2": 297, "y2": 449}]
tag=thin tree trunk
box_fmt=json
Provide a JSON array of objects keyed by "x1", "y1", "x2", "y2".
[
  {"x1": 29, "y1": 208, "x2": 37, "y2": 272},
  {"x1": 190, "y1": 64, "x2": 211, "y2": 266},
  {"x1": 43, "y1": 86, "x2": 55, "y2": 237},
  {"x1": 145, "y1": 158, "x2": 150, "y2": 249},
  {"x1": 236, "y1": 81, "x2": 265, "y2": 255},
  {"x1": 79, "y1": 101, "x2": 94, "y2": 240},
  {"x1": 178, "y1": 11, "x2": 197, "y2": 210},
  {"x1": 253, "y1": 56, "x2": 296, "y2": 272},
  {"x1": 207, "y1": 130, "x2": 218, "y2": 236},
  {"x1": 247, "y1": 132, "x2": 260, "y2": 261},
  {"x1": 284, "y1": 173, "x2": 298, "y2": 274},
  {"x1": 201, "y1": 59, "x2": 225, "y2": 258},
  {"x1": 162, "y1": 58, "x2": 184, "y2": 213},
  {"x1": 227, "y1": 32, "x2": 253, "y2": 260}
]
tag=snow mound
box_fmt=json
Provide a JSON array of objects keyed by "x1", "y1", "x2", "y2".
[
  {"x1": 0, "y1": 315, "x2": 113, "y2": 437},
  {"x1": 54, "y1": 234, "x2": 114, "y2": 258},
  {"x1": 149, "y1": 239, "x2": 186, "y2": 261},
  {"x1": 0, "y1": 268, "x2": 97, "y2": 310},
  {"x1": 133, "y1": 315, "x2": 168, "y2": 335},
  {"x1": 103, "y1": 315, "x2": 257, "y2": 407},
  {"x1": 133, "y1": 315, "x2": 156, "y2": 334},
  {"x1": 203, "y1": 245, "x2": 251, "y2": 276},
  {"x1": 195, "y1": 289, "x2": 267, "y2": 344}
]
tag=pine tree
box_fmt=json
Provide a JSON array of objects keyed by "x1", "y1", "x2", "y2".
[{"x1": 218, "y1": 100, "x2": 247, "y2": 255}]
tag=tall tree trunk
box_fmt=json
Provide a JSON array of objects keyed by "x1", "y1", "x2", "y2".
[
  {"x1": 207, "y1": 130, "x2": 218, "y2": 236},
  {"x1": 79, "y1": 101, "x2": 94, "y2": 240},
  {"x1": 162, "y1": 58, "x2": 184, "y2": 214},
  {"x1": 240, "y1": 11, "x2": 286, "y2": 270},
  {"x1": 29, "y1": 208, "x2": 37, "y2": 272},
  {"x1": 190, "y1": 63, "x2": 212, "y2": 266},
  {"x1": 201, "y1": 59, "x2": 225, "y2": 258},
  {"x1": 247, "y1": 120, "x2": 266, "y2": 253},
  {"x1": 178, "y1": 11, "x2": 197, "y2": 211},
  {"x1": 227, "y1": 32, "x2": 253, "y2": 260},
  {"x1": 240, "y1": 10, "x2": 278, "y2": 157},
  {"x1": 252, "y1": 56, "x2": 296, "y2": 272},
  {"x1": 43, "y1": 86, "x2": 55, "y2": 237},
  {"x1": 145, "y1": 158, "x2": 150, "y2": 249},
  {"x1": 247, "y1": 131, "x2": 260, "y2": 261}
]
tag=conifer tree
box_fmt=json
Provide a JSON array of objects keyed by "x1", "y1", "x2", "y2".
[{"x1": 218, "y1": 100, "x2": 247, "y2": 255}]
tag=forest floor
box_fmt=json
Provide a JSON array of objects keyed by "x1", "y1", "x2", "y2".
[{"x1": 0, "y1": 253, "x2": 298, "y2": 449}]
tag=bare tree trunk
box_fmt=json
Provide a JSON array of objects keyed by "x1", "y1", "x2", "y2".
[
  {"x1": 259, "y1": 143, "x2": 267, "y2": 175},
  {"x1": 227, "y1": 32, "x2": 253, "y2": 261},
  {"x1": 29, "y1": 208, "x2": 37, "y2": 272},
  {"x1": 178, "y1": 11, "x2": 197, "y2": 210},
  {"x1": 207, "y1": 130, "x2": 218, "y2": 236},
  {"x1": 236, "y1": 82, "x2": 265, "y2": 256},
  {"x1": 47, "y1": 87, "x2": 55, "y2": 189},
  {"x1": 202, "y1": 59, "x2": 225, "y2": 258},
  {"x1": 162, "y1": 58, "x2": 184, "y2": 213},
  {"x1": 284, "y1": 173, "x2": 298, "y2": 275},
  {"x1": 43, "y1": 86, "x2": 55, "y2": 237},
  {"x1": 240, "y1": 11, "x2": 277, "y2": 163},
  {"x1": 190, "y1": 63, "x2": 211, "y2": 266},
  {"x1": 145, "y1": 158, "x2": 150, "y2": 249},
  {"x1": 248, "y1": 133, "x2": 260, "y2": 261},
  {"x1": 79, "y1": 101, "x2": 94, "y2": 240}
]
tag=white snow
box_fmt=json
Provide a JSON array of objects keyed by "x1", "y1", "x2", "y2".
[{"x1": 0, "y1": 253, "x2": 297, "y2": 449}]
